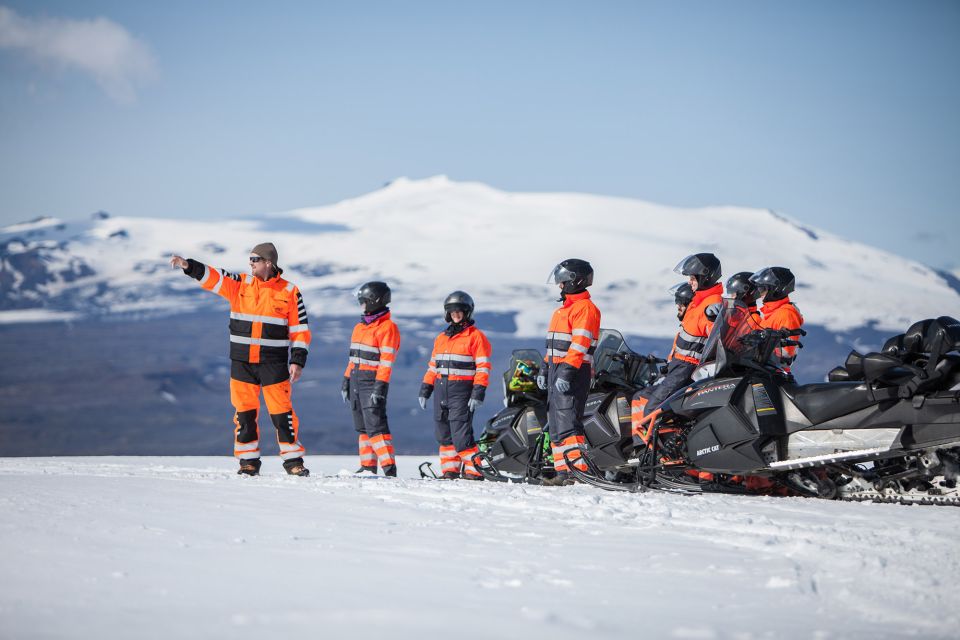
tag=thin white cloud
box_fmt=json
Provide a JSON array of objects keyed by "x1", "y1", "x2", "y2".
[{"x1": 0, "y1": 5, "x2": 156, "y2": 104}]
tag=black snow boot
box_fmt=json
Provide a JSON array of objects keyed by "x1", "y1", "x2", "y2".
[
  {"x1": 460, "y1": 473, "x2": 484, "y2": 481},
  {"x1": 238, "y1": 459, "x2": 262, "y2": 476},
  {"x1": 442, "y1": 471, "x2": 460, "y2": 480},
  {"x1": 283, "y1": 458, "x2": 310, "y2": 477},
  {"x1": 355, "y1": 466, "x2": 378, "y2": 475},
  {"x1": 541, "y1": 472, "x2": 574, "y2": 487},
  {"x1": 382, "y1": 465, "x2": 397, "y2": 478}
]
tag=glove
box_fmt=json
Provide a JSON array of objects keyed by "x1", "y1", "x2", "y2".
[
  {"x1": 705, "y1": 302, "x2": 723, "y2": 321},
  {"x1": 370, "y1": 381, "x2": 388, "y2": 407},
  {"x1": 418, "y1": 383, "x2": 433, "y2": 411},
  {"x1": 468, "y1": 398, "x2": 483, "y2": 412},
  {"x1": 536, "y1": 374, "x2": 547, "y2": 390},
  {"x1": 554, "y1": 363, "x2": 575, "y2": 394},
  {"x1": 340, "y1": 377, "x2": 350, "y2": 404}
]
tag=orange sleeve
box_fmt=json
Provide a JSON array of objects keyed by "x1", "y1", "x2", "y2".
[
  {"x1": 473, "y1": 331, "x2": 493, "y2": 388},
  {"x1": 423, "y1": 335, "x2": 440, "y2": 386},
  {"x1": 376, "y1": 322, "x2": 400, "y2": 383},
  {"x1": 562, "y1": 301, "x2": 601, "y2": 369},
  {"x1": 344, "y1": 325, "x2": 357, "y2": 379},
  {"x1": 199, "y1": 264, "x2": 242, "y2": 303}
]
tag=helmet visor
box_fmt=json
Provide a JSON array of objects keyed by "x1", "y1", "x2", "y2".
[
  {"x1": 673, "y1": 255, "x2": 706, "y2": 277},
  {"x1": 748, "y1": 268, "x2": 781, "y2": 289},
  {"x1": 546, "y1": 263, "x2": 577, "y2": 285}
]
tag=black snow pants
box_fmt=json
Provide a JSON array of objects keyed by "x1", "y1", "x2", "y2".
[
  {"x1": 433, "y1": 377, "x2": 476, "y2": 451},
  {"x1": 546, "y1": 361, "x2": 593, "y2": 443},
  {"x1": 349, "y1": 370, "x2": 390, "y2": 437}
]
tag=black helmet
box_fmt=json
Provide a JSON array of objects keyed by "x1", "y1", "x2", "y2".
[
  {"x1": 355, "y1": 281, "x2": 391, "y2": 314},
  {"x1": 669, "y1": 282, "x2": 695, "y2": 322},
  {"x1": 670, "y1": 282, "x2": 694, "y2": 307},
  {"x1": 725, "y1": 271, "x2": 758, "y2": 305},
  {"x1": 443, "y1": 290, "x2": 475, "y2": 323},
  {"x1": 749, "y1": 267, "x2": 795, "y2": 302},
  {"x1": 546, "y1": 258, "x2": 594, "y2": 294},
  {"x1": 674, "y1": 253, "x2": 721, "y2": 289}
]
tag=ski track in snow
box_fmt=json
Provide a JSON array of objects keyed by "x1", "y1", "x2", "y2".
[{"x1": 1, "y1": 456, "x2": 958, "y2": 640}]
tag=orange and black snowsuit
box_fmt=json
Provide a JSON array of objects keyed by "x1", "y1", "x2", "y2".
[
  {"x1": 422, "y1": 322, "x2": 492, "y2": 478},
  {"x1": 631, "y1": 283, "x2": 723, "y2": 439},
  {"x1": 759, "y1": 297, "x2": 804, "y2": 374},
  {"x1": 544, "y1": 291, "x2": 602, "y2": 473},
  {"x1": 182, "y1": 259, "x2": 310, "y2": 467},
  {"x1": 344, "y1": 310, "x2": 401, "y2": 473}
]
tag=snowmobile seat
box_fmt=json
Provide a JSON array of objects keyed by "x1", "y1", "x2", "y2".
[
  {"x1": 861, "y1": 352, "x2": 918, "y2": 385},
  {"x1": 781, "y1": 382, "x2": 878, "y2": 424}
]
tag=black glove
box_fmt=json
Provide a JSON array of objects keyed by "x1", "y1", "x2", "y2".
[
  {"x1": 370, "y1": 381, "x2": 389, "y2": 407},
  {"x1": 554, "y1": 363, "x2": 576, "y2": 394},
  {"x1": 340, "y1": 377, "x2": 350, "y2": 403},
  {"x1": 705, "y1": 302, "x2": 723, "y2": 321},
  {"x1": 418, "y1": 383, "x2": 433, "y2": 411},
  {"x1": 467, "y1": 385, "x2": 486, "y2": 413},
  {"x1": 536, "y1": 374, "x2": 547, "y2": 390}
]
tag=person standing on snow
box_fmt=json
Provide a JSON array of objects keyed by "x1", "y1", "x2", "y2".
[
  {"x1": 169, "y1": 244, "x2": 311, "y2": 477},
  {"x1": 631, "y1": 253, "x2": 724, "y2": 445},
  {"x1": 418, "y1": 291, "x2": 492, "y2": 480},
  {"x1": 538, "y1": 259, "x2": 602, "y2": 486},
  {"x1": 341, "y1": 282, "x2": 401, "y2": 476},
  {"x1": 751, "y1": 267, "x2": 804, "y2": 375}
]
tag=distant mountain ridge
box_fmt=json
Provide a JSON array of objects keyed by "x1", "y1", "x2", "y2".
[{"x1": 2, "y1": 176, "x2": 957, "y2": 337}]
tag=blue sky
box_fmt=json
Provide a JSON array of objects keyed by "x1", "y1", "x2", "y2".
[{"x1": 1, "y1": 1, "x2": 958, "y2": 268}]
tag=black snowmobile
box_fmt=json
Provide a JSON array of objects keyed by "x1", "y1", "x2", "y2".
[
  {"x1": 471, "y1": 330, "x2": 664, "y2": 484},
  {"x1": 573, "y1": 303, "x2": 960, "y2": 505}
]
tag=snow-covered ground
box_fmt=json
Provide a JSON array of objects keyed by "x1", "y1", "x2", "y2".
[{"x1": 2, "y1": 456, "x2": 958, "y2": 639}]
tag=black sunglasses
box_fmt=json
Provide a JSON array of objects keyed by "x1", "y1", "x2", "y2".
[{"x1": 249, "y1": 256, "x2": 264, "y2": 263}]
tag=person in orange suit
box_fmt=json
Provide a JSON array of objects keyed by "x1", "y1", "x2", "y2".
[
  {"x1": 751, "y1": 267, "x2": 804, "y2": 375},
  {"x1": 418, "y1": 291, "x2": 492, "y2": 480},
  {"x1": 342, "y1": 281, "x2": 401, "y2": 476},
  {"x1": 539, "y1": 259, "x2": 602, "y2": 486},
  {"x1": 170, "y1": 243, "x2": 310, "y2": 477},
  {"x1": 631, "y1": 253, "x2": 724, "y2": 441}
]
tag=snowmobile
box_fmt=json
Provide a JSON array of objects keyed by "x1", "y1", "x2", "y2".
[
  {"x1": 572, "y1": 303, "x2": 960, "y2": 505},
  {"x1": 469, "y1": 330, "x2": 664, "y2": 484}
]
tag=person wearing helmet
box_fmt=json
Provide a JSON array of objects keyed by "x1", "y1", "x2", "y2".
[
  {"x1": 418, "y1": 291, "x2": 493, "y2": 480},
  {"x1": 631, "y1": 254, "x2": 724, "y2": 444},
  {"x1": 342, "y1": 281, "x2": 401, "y2": 476},
  {"x1": 750, "y1": 267, "x2": 804, "y2": 374},
  {"x1": 539, "y1": 259, "x2": 602, "y2": 486},
  {"x1": 725, "y1": 271, "x2": 763, "y2": 327}
]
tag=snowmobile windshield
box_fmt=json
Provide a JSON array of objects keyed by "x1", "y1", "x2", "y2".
[{"x1": 693, "y1": 302, "x2": 760, "y2": 379}]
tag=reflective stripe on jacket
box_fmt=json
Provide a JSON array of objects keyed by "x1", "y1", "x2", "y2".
[
  {"x1": 344, "y1": 312, "x2": 401, "y2": 383},
  {"x1": 423, "y1": 325, "x2": 492, "y2": 387},
  {"x1": 671, "y1": 283, "x2": 723, "y2": 365},
  {"x1": 760, "y1": 297, "x2": 804, "y2": 372},
  {"x1": 187, "y1": 260, "x2": 311, "y2": 366},
  {"x1": 545, "y1": 291, "x2": 602, "y2": 368}
]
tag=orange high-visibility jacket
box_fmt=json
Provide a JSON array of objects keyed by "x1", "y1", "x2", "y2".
[
  {"x1": 422, "y1": 324, "x2": 493, "y2": 387},
  {"x1": 187, "y1": 260, "x2": 311, "y2": 366},
  {"x1": 760, "y1": 297, "x2": 804, "y2": 372},
  {"x1": 344, "y1": 312, "x2": 401, "y2": 383},
  {"x1": 671, "y1": 283, "x2": 723, "y2": 365},
  {"x1": 545, "y1": 291, "x2": 602, "y2": 369}
]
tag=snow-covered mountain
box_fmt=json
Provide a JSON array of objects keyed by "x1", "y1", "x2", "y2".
[{"x1": 2, "y1": 175, "x2": 957, "y2": 336}]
